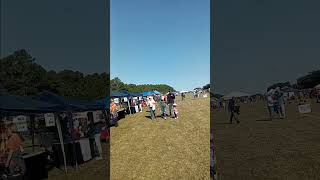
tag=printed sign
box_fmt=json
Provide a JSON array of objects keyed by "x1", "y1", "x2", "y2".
[
  {"x1": 298, "y1": 104, "x2": 311, "y2": 114},
  {"x1": 44, "y1": 113, "x2": 56, "y2": 127},
  {"x1": 93, "y1": 110, "x2": 103, "y2": 123},
  {"x1": 133, "y1": 97, "x2": 138, "y2": 100},
  {"x1": 12, "y1": 115, "x2": 28, "y2": 132},
  {"x1": 123, "y1": 97, "x2": 128, "y2": 102},
  {"x1": 114, "y1": 98, "x2": 119, "y2": 104}
]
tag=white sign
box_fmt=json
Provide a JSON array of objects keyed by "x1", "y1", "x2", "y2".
[
  {"x1": 138, "y1": 97, "x2": 142, "y2": 100},
  {"x1": 133, "y1": 97, "x2": 138, "y2": 100},
  {"x1": 44, "y1": 113, "x2": 56, "y2": 127},
  {"x1": 114, "y1": 98, "x2": 119, "y2": 104},
  {"x1": 298, "y1": 104, "x2": 311, "y2": 114},
  {"x1": 93, "y1": 110, "x2": 103, "y2": 123},
  {"x1": 123, "y1": 97, "x2": 128, "y2": 102},
  {"x1": 13, "y1": 115, "x2": 28, "y2": 132}
]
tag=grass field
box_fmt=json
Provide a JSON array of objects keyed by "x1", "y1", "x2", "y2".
[
  {"x1": 110, "y1": 95, "x2": 210, "y2": 180},
  {"x1": 213, "y1": 99, "x2": 320, "y2": 180}
]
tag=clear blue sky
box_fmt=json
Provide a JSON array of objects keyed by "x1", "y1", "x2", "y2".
[{"x1": 110, "y1": 0, "x2": 210, "y2": 91}]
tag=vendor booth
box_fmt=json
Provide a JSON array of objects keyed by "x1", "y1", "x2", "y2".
[{"x1": 1, "y1": 90, "x2": 108, "y2": 179}]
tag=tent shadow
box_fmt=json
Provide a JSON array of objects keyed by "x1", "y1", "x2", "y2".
[{"x1": 256, "y1": 118, "x2": 272, "y2": 121}]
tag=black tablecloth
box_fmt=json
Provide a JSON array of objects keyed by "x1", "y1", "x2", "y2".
[
  {"x1": 52, "y1": 142, "x2": 84, "y2": 167},
  {"x1": 23, "y1": 151, "x2": 48, "y2": 180},
  {"x1": 117, "y1": 110, "x2": 125, "y2": 120}
]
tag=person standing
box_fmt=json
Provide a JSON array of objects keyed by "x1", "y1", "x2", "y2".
[
  {"x1": 166, "y1": 91, "x2": 176, "y2": 117},
  {"x1": 228, "y1": 97, "x2": 239, "y2": 124},
  {"x1": 5, "y1": 123, "x2": 26, "y2": 175},
  {"x1": 173, "y1": 103, "x2": 179, "y2": 119},
  {"x1": 147, "y1": 97, "x2": 156, "y2": 119},
  {"x1": 87, "y1": 112, "x2": 103, "y2": 160},
  {"x1": 267, "y1": 90, "x2": 274, "y2": 120},
  {"x1": 277, "y1": 89, "x2": 286, "y2": 119},
  {"x1": 160, "y1": 98, "x2": 167, "y2": 120}
]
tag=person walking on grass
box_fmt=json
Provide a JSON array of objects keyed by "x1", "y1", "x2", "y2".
[
  {"x1": 173, "y1": 103, "x2": 179, "y2": 119},
  {"x1": 276, "y1": 87, "x2": 286, "y2": 119},
  {"x1": 147, "y1": 97, "x2": 156, "y2": 119},
  {"x1": 267, "y1": 90, "x2": 274, "y2": 120},
  {"x1": 160, "y1": 98, "x2": 167, "y2": 120},
  {"x1": 167, "y1": 91, "x2": 176, "y2": 117},
  {"x1": 228, "y1": 97, "x2": 239, "y2": 124}
]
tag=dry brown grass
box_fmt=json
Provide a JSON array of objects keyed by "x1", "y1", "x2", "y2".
[
  {"x1": 111, "y1": 96, "x2": 210, "y2": 180},
  {"x1": 213, "y1": 100, "x2": 320, "y2": 180}
]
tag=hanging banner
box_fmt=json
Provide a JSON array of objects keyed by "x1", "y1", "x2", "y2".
[
  {"x1": 72, "y1": 112, "x2": 89, "y2": 138},
  {"x1": 93, "y1": 110, "x2": 103, "y2": 123},
  {"x1": 44, "y1": 113, "x2": 56, "y2": 127},
  {"x1": 13, "y1": 115, "x2": 28, "y2": 132},
  {"x1": 298, "y1": 104, "x2": 311, "y2": 114}
]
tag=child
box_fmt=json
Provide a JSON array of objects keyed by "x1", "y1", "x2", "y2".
[
  {"x1": 173, "y1": 103, "x2": 178, "y2": 119},
  {"x1": 160, "y1": 99, "x2": 167, "y2": 120}
]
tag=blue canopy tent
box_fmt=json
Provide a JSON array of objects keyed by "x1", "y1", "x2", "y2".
[
  {"x1": 0, "y1": 93, "x2": 69, "y2": 173},
  {"x1": 0, "y1": 94, "x2": 63, "y2": 114},
  {"x1": 111, "y1": 91, "x2": 128, "y2": 98},
  {"x1": 142, "y1": 90, "x2": 161, "y2": 97},
  {"x1": 32, "y1": 91, "x2": 105, "y2": 172}
]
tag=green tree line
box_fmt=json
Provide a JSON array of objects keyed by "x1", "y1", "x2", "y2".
[
  {"x1": 111, "y1": 77, "x2": 175, "y2": 94},
  {"x1": 267, "y1": 70, "x2": 320, "y2": 91},
  {"x1": 0, "y1": 49, "x2": 109, "y2": 100}
]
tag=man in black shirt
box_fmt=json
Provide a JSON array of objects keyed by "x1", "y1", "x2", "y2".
[{"x1": 166, "y1": 91, "x2": 176, "y2": 117}]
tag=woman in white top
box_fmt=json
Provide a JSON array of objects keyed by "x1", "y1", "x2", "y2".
[{"x1": 147, "y1": 97, "x2": 156, "y2": 119}]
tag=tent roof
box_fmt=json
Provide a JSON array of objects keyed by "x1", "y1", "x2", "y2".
[
  {"x1": 315, "y1": 84, "x2": 320, "y2": 89},
  {"x1": 142, "y1": 90, "x2": 161, "y2": 97},
  {"x1": 33, "y1": 91, "x2": 104, "y2": 111},
  {"x1": 111, "y1": 91, "x2": 128, "y2": 98},
  {"x1": 222, "y1": 91, "x2": 251, "y2": 100},
  {"x1": 0, "y1": 94, "x2": 62, "y2": 114}
]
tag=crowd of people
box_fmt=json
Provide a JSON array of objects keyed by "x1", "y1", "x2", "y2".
[{"x1": 147, "y1": 91, "x2": 179, "y2": 120}]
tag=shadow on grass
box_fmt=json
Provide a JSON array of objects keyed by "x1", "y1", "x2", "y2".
[{"x1": 256, "y1": 118, "x2": 272, "y2": 121}]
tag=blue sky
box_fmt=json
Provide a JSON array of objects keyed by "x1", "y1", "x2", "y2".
[{"x1": 110, "y1": 0, "x2": 210, "y2": 91}]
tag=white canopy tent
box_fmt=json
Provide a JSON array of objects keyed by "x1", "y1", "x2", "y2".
[
  {"x1": 180, "y1": 90, "x2": 188, "y2": 93},
  {"x1": 222, "y1": 91, "x2": 251, "y2": 100}
]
